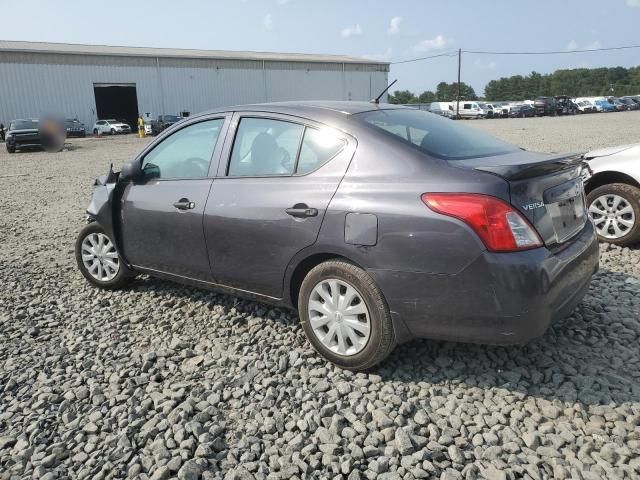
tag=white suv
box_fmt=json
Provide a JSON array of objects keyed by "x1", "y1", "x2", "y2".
[
  {"x1": 92, "y1": 119, "x2": 132, "y2": 135},
  {"x1": 583, "y1": 143, "x2": 640, "y2": 245}
]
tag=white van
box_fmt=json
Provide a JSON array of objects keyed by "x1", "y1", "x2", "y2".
[
  {"x1": 455, "y1": 101, "x2": 486, "y2": 119},
  {"x1": 430, "y1": 102, "x2": 455, "y2": 118}
]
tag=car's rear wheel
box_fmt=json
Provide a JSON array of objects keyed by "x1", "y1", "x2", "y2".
[
  {"x1": 587, "y1": 183, "x2": 640, "y2": 246},
  {"x1": 298, "y1": 260, "x2": 395, "y2": 370},
  {"x1": 110, "y1": 129, "x2": 116, "y2": 135},
  {"x1": 75, "y1": 223, "x2": 136, "y2": 289}
]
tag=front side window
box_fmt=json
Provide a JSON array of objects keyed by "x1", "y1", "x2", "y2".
[
  {"x1": 142, "y1": 119, "x2": 223, "y2": 180},
  {"x1": 357, "y1": 109, "x2": 519, "y2": 160},
  {"x1": 228, "y1": 118, "x2": 303, "y2": 176}
]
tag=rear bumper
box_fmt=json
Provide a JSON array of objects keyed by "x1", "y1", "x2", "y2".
[{"x1": 370, "y1": 221, "x2": 599, "y2": 345}]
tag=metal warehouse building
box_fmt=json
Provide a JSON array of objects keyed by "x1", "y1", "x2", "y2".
[{"x1": 0, "y1": 40, "x2": 389, "y2": 131}]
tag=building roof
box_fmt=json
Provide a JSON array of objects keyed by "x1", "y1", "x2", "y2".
[{"x1": 0, "y1": 40, "x2": 388, "y2": 66}]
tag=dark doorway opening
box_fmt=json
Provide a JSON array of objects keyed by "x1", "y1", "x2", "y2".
[{"x1": 93, "y1": 84, "x2": 139, "y2": 130}]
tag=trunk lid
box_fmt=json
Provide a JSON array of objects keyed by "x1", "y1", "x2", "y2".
[{"x1": 454, "y1": 151, "x2": 588, "y2": 247}]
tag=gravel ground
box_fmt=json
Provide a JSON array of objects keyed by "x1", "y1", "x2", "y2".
[{"x1": 1, "y1": 113, "x2": 639, "y2": 480}]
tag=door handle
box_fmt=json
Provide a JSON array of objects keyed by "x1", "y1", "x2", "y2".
[
  {"x1": 285, "y1": 204, "x2": 318, "y2": 218},
  {"x1": 173, "y1": 198, "x2": 195, "y2": 210}
]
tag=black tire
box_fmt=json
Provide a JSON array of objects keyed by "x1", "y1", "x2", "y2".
[
  {"x1": 586, "y1": 183, "x2": 640, "y2": 246},
  {"x1": 93, "y1": 129, "x2": 98, "y2": 135},
  {"x1": 6, "y1": 145, "x2": 16, "y2": 153},
  {"x1": 75, "y1": 223, "x2": 136, "y2": 289},
  {"x1": 110, "y1": 129, "x2": 116, "y2": 136},
  {"x1": 298, "y1": 260, "x2": 396, "y2": 370}
]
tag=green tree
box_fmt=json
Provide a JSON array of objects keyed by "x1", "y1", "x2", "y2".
[
  {"x1": 388, "y1": 90, "x2": 417, "y2": 104},
  {"x1": 417, "y1": 90, "x2": 436, "y2": 103},
  {"x1": 482, "y1": 65, "x2": 640, "y2": 100}
]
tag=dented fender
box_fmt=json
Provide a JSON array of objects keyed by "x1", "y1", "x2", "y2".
[{"x1": 86, "y1": 170, "x2": 130, "y2": 266}]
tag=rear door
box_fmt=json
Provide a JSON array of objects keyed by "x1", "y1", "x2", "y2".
[
  {"x1": 203, "y1": 112, "x2": 355, "y2": 298},
  {"x1": 119, "y1": 115, "x2": 230, "y2": 280}
]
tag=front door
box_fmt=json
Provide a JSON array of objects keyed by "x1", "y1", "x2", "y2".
[
  {"x1": 120, "y1": 116, "x2": 228, "y2": 280},
  {"x1": 203, "y1": 113, "x2": 355, "y2": 298}
]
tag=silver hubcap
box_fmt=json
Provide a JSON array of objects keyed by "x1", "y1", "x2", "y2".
[
  {"x1": 589, "y1": 194, "x2": 635, "y2": 239},
  {"x1": 308, "y1": 279, "x2": 371, "y2": 356},
  {"x1": 81, "y1": 233, "x2": 120, "y2": 281}
]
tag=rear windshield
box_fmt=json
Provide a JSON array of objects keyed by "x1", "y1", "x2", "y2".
[
  {"x1": 10, "y1": 120, "x2": 39, "y2": 130},
  {"x1": 356, "y1": 109, "x2": 518, "y2": 160}
]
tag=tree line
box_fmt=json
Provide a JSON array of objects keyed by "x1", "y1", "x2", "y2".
[
  {"x1": 388, "y1": 66, "x2": 640, "y2": 103},
  {"x1": 388, "y1": 82, "x2": 477, "y2": 104}
]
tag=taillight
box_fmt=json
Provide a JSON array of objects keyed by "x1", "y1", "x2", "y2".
[{"x1": 422, "y1": 193, "x2": 543, "y2": 252}]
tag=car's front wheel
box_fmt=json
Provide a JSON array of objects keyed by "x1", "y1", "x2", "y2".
[
  {"x1": 110, "y1": 129, "x2": 116, "y2": 135},
  {"x1": 298, "y1": 260, "x2": 395, "y2": 370},
  {"x1": 75, "y1": 223, "x2": 136, "y2": 289},
  {"x1": 587, "y1": 183, "x2": 640, "y2": 246},
  {"x1": 6, "y1": 144, "x2": 15, "y2": 153}
]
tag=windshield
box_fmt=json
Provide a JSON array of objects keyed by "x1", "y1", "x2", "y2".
[
  {"x1": 10, "y1": 120, "x2": 39, "y2": 130},
  {"x1": 163, "y1": 116, "x2": 182, "y2": 122},
  {"x1": 65, "y1": 119, "x2": 81, "y2": 126},
  {"x1": 357, "y1": 109, "x2": 519, "y2": 160}
]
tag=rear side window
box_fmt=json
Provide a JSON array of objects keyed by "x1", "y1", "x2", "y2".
[
  {"x1": 357, "y1": 109, "x2": 518, "y2": 160},
  {"x1": 297, "y1": 128, "x2": 345, "y2": 174},
  {"x1": 142, "y1": 119, "x2": 223, "y2": 179}
]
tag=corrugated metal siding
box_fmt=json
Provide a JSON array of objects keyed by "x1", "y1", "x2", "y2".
[{"x1": 0, "y1": 51, "x2": 388, "y2": 129}]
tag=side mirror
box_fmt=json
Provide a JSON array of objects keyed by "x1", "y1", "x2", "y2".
[{"x1": 119, "y1": 159, "x2": 142, "y2": 182}]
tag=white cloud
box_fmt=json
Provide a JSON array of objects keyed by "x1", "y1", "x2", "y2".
[
  {"x1": 341, "y1": 24, "x2": 362, "y2": 38},
  {"x1": 364, "y1": 48, "x2": 393, "y2": 61},
  {"x1": 412, "y1": 34, "x2": 452, "y2": 52},
  {"x1": 627, "y1": 0, "x2": 640, "y2": 6},
  {"x1": 568, "y1": 39, "x2": 601, "y2": 51},
  {"x1": 263, "y1": 13, "x2": 273, "y2": 30},
  {"x1": 388, "y1": 16, "x2": 402, "y2": 35},
  {"x1": 474, "y1": 58, "x2": 497, "y2": 70}
]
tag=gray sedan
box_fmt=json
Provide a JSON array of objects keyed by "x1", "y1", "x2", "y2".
[{"x1": 75, "y1": 101, "x2": 599, "y2": 370}]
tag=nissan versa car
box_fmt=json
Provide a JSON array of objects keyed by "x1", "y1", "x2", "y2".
[{"x1": 75, "y1": 102, "x2": 599, "y2": 370}]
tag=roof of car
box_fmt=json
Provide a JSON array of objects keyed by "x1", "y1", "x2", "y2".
[{"x1": 197, "y1": 101, "x2": 409, "y2": 118}]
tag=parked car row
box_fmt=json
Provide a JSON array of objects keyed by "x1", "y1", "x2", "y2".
[{"x1": 424, "y1": 94, "x2": 640, "y2": 119}]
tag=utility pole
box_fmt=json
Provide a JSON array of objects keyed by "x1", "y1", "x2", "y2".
[{"x1": 456, "y1": 48, "x2": 461, "y2": 119}]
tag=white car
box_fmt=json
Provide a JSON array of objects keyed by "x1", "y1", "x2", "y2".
[
  {"x1": 583, "y1": 143, "x2": 640, "y2": 245},
  {"x1": 92, "y1": 119, "x2": 132, "y2": 135}
]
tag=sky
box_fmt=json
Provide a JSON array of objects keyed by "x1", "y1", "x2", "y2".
[{"x1": 2, "y1": 0, "x2": 640, "y2": 96}]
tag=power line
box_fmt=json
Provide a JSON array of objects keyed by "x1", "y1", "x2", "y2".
[
  {"x1": 465, "y1": 45, "x2": 640, "y2": 55},
  {"x1": 391, "y1": 44, "x2": 640, "y2": 65},
  {"x1": 391, "y1": 51, "x2": 457, "y2": 65}
]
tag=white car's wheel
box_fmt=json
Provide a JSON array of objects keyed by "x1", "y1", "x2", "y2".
[{"x1": 587, "y1": 183, "x2": 640, "y2": 246}]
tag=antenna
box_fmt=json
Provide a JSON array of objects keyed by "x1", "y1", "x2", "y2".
[{"x1": 371, "y1": 79, "x2": 397, "y2": 104}]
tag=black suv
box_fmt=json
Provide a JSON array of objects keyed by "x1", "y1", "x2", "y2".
[
  {"x1": 534, "y1": 97, "x2": 556, "y2": 116},
  {"x1": 554, "y1": 96, "x2": 578, "y2": 115},
  {"x1": 65, "y1": 119, "x2": 86, "y2": 138},
  {"x1": 6, "y1": 119, "x2": 41, "y2": 153}
]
